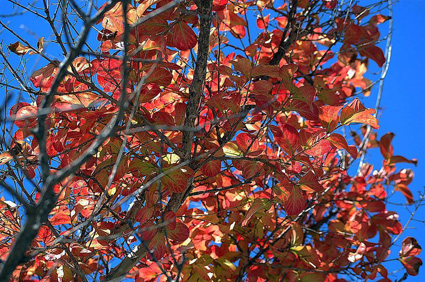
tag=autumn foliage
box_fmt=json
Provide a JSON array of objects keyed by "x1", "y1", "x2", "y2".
[{"x1": 0, "y1": 0, "x2": 422, "y2": 281}]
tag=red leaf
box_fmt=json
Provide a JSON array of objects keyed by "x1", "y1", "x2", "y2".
[
  {"x1": 30, "y1": 62, "x2": 58, "y2": 89},
  {"x1": 360, "y1": 45, "x2": 386, "y2": 67},
  {"x1": 139, "y1": 222, "x2": 157, "y2": 241},
  {"x1": 388, "y1": 156, "x2": 418, "y2": 166},
  {"x1": 283, "y1": 185, "x2": 306, "y2": 216},
  {"x1": 328, "y1": 133, "x2": 358, "y2": 159},
  {"x1": 400, "y1": 237, "x2": 422, "y2": 257},
  {"x1": 379, "y1": 132, "x2": 394, "y2": 159},
  {"x1": 166, "y1": 21, "x2": 197, "y2": 51},
  {"x1": 168, "y1": 222, "x2": 189, "y2": 243},
  {"x1": 287, "y1": 100, "x2": 319, "y2": 120},
  {"x1": 201, "y1": 160, "x2": 221, "y2": 177},
  {"x1": 148, "y1": 232, "x2": 167, "y2": 259},
  {"x1": 144, "y1": 67, "x2": 173, "y2": 86},
  {"x1": 135, "y1": 206, "x2": 155, "y2": 224},
  {"x1": 139, "y1": 83, "x2": 162, "y2": 103},
  {"x1": 299, "y1": 171, "x2": 324, "y2": 193},
  {"x1": 163, "y1": 211, "x2": 177, "y2": 230},
  {"x1": 233, "y1": 160, "x2": 263, "y2": 179},
  {"x1": 13, "y1": 105, "x2": 38, "y2": 128},
  {"x1": 344, "y1": 24, "x2": 362, "y2": 44},
  {"x1": 292, "y1": 85, "x2": 316, "y2": 106},
  {"x1": 251, "y1": 80, "x2": 273, "y2": 95},
  {"x1": 304, "y1": 139, "x2": 332, "y2": 157},
  {"x1": 276, "y1": 124, "x2": 299, "y2": 156},
  {"x1": 395, "y1": 184, "x2": 414, "y2": 205},
  {"x1": 236, "y1": 132, "x2": 260, "y2": 154},
  {"x1": 213, "y1": 0, "x2": 227, "y2": 11},
  {"x1": 256, "y1": 14, "x2": 270, "y2": 29},
  {"x1": 323, "y1": 0, "x2": 337, "y2": 9}
]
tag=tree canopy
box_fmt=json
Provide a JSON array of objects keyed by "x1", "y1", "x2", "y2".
[{"x1": 0, "y1": 0, "x2": 422, "y2": 281}]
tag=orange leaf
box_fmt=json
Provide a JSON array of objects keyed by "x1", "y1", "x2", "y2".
[
  {"x1": 251, "y1": 64, "x2": 280, "y2": 78},
  {"x1": 318, "y1": 89, "x2": 341, "y2": 105},
  {"x1": 340, "y1": 98, "x2": 366, "y2": 121},
  {"x1": 319, "y1": 105, "x2": 342, "y2": 132},
  {"x1": 341, "y1": 99, "x2": 379, "y2": 129},
  {"x1": 0, "y1": 152, "x2": 13, "y2": 165},
  {"x1": 369, "y1": 15, "x2": 391, "y2": 25},
  {"x1": 50, "y1": 212, "x2": 71, "y2": 226},
  {"x1": 256, "y1": 14, "x2": 270, "y2": 29}
]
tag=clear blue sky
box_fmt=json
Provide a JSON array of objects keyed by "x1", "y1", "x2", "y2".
[
  {"x1": 365, "y1": 0, "x2": 425, "y2": 279},
  {"x1": 1, "y1": 0, "x2": 424, "y2": 279}
]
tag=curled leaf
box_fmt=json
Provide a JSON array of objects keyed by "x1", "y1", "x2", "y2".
[
  {"x1": 400, "y1": 237, "x2": 422, "y2": 257},
  {"x1": 29, "y1": 37, "x2": 45, "y2": 55},
  {"x1": 8, "y1": 41, "x2": 31, "y2": 55}
]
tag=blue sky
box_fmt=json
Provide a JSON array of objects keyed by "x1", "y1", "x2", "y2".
[
  {"x1": 375, "y1": 0, "x2": 425, "y2": 238},
  {"x1": 1, "y1": 0, "x2": 425, "y2": 280},
  {"x1": 362, "y1": 0, "x2": 425, "y2": 279}
]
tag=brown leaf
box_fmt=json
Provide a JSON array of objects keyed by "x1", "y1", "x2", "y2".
[
  {"x1": 8, "y1": 41, "x2": 31, "y2": 55},
  {"x1": 29, "y1": 37, "x2": 44, "y2": 55}
]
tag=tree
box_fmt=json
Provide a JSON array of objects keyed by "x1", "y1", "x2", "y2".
[{"x1": 0, "y1": 0, "x2": 423, "y2": 280}]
